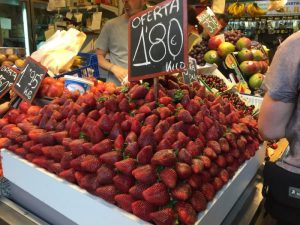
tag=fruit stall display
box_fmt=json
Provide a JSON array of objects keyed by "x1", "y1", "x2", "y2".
[
  {"x1": 0, "y1": 48, "x2": 25, "y2": 69},
  {"x1": 189, "y1": 30, "x2": 268, "y2": 94},
  {"x1": 0, "y1": 75, "x2": 262, "y2": 225}
]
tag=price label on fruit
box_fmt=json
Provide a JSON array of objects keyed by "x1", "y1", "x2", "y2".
[
  {"x1": 128, "y1": 0, "x2": 188, "y2": 81},
  {"x1": 197, "y1": 7, "x2": 222, "y2": 37},
  {"x1": 0, "y1": 65, "x2": 19, "y2": 98},
  {"x1": 182, "y1": 57, "x2": 197, "y2": 84},
  {"x1": 13, "y1": 57, "x2": 47, "y2": 103}
]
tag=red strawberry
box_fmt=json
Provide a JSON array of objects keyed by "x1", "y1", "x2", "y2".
[
  {"x1": 138, "y1": 105, "x2": 152, "y2": 114},
  {"x1": 159, "y1": 96, "x2": 172, "y2": 106},
  {"x1": 212, "y1": 177, "x2": 224, "y2": 191},
  {"x1": 129, "y1": 183, "x2": 150, "y2": 200},
  {"x1": 15, "y1": 147, "x2": 27, "y2": 157},
  {"x1": 130, "y1": 85, "x2": 148, "y2": 99},
  {"x1": 177, "y1": 109, "x2": 193, "y2": 123},
  {"x1": 198, "y1": 122, "x2": 207, "y2": 134},
  {"x1": 207, "y1": 140, "x2": 221, "y2": 154},
  {"x1": 154, "y1": 128, "x2": 163, "y2": 142},
  {"x1": 199, "y1": 155, "x2": 212, "y2": 169},
  {"x1": 69, "y1": 139, "x2": 85, "y2": 157},
  {"x1": 125, "y1": 131, "x2": 137, "y2": 143},
  {"x1": 53, "y1": 131, "x2": 68, "y2": 144},
  {"x1": 165, "y1": 116, "x2": 176, "y2": 126},
  {"x1": 115, "y1": 158, "x2": 137, "y2": 175},
  {"x1": 132, "y1": 200, "x2": 156, "y2": 221},
  {"x1": 77, "y1": 173, "x2": 98, "y2": 191},
  {"x1": 113, "y1": 174, "x2": 135, "y2": 193},
  {"x1": 231, "y1": 148, "x2": 241, "y2": 158},
  {"x1": 104, "y1": 98, "x2": 118, "y2": 112},
  {"x1": 145, "y1": 88, "x2": 155, "y2": 102},
  {"x1": 201, "y1": 183, "x2": 215, "y2": 201},
  {"x1": 60, "y1": 151, "x2": 73, "y2": 169},
  {"x1": 192, "y1": 158, "x2": 204, "y2": 174},
  {"x1": 97, "y1": 114, "x2": 113, "y2": 132},
  {"x1": 190, "y1": 191, "x2": 207, "y2": 212},
  {"x1": 121, "y1": 120, "x2": 132, "y2": 132},
  {"x1": 203, "y1": 147, "x2": 217, "y2": 159},
  {"x1": 118, "y1": 98, "x2": 130, "y2": 112},
  {"x1": 91, "y1": 139, "x2": 112, "y2": 155},
  {"x1": 131, "y1": 119, "x2": 141, "y2": 134},
  {"x1": 81, "y1": 156, "x2": 100, "y2": 173},
  {"x1": 109, "y1": 123, "x2": 123, "y2": 140},
  {"x1": 144, "y1": 114, "x2": 159, "y2": 127},
  {"x1": 177, "y1": 132, "x2": 190, "y2": 145},
  {"x1": 87, "y1": 110, "x2": 100, "y2": 120},
  {"x1": 204, "y1": 116, "x2": 214, "y2": 128},
  {"x1": 237, "y1": 138, "x2": 246, "y2": 150},
  {"x1": 114, "y1": 134, "x2": 124, "y2": 151},
  {"x1": 172, "y1": 183, "x2": 192, "y2": 201},
  {"x1": 157, "y1": 138, "x2": 172, "y2": 151},
  {"x1": 219, "y1": 169, "x2": 229, "y2": 183},
  {"x1": 216, "y1": 155, "x2": 227, "y2": 168},
  {"x1": 137, "y1": 145, "x2": 153, "y2": 165},
  {"x1": 143, "y1": 183, "x2": 170, "y2": 206},
  {"x1": 59, "y1": 168, "x2": 76, "y2": 183},
  {"x1": 226, "y1": 111, "x2": 240, "y2": 124},
  {"x1": 155, "y1": 120, "x2": 170, "y2": 133},
  {"x1": 88, "y1": 126, "x2": 104, "y2": 144},
  {"x1": 138, "y1": 126, "x2": 155, "y2": 148},
  {"x1": 187, "y1": 124, "x2": 200, "y2": 139},
  {"x1": 99, "y1": 151, "x2": 122, "y2": 166},
  {"x1": 150, "y1": 208, "x2": 175, "y2": 225},
  {"x1": 209, "y1": 162, "x2": 220, "y2": 177},
  {"x1": 125, "y1": 141, "x2": 139, "y2": 158},
  {"x1": 178, "y1": 148, "x2": 192, "y2": 164},
  {"x1": 158, "y1": 107, "x2": 172, "y2": 120},
  {"x1": 219, "y1": 137, "x2": 230, "y2": 152},
  {"x1": 132, "y1": 165, "x2": 157, "y2": 185},
  {"x1": 175, "y1": 162, "x2": 192, "y2": 179},
  {"x1": 115, "y1": 194, "x2": 135, "y2": 212},
  {"x1": 186, "y1": 141, "x2": 202, "y2": 157},
  {"x1": 23, "y1": 140, "x2": 35, "y2": 150},
  {"x1": 162, "y1": 129, "x2": 177, "y2": 143},
  {"x1": 151, "y1": 149, "x2": 176, "y2": 167},
  {"x1": 15, "y1": 135, "x2": 28, "y2": 143},
  {"x1": 175, "y1": 202, "x2": 197, "y2": 225},
  {"x1": 186, "y1": 99, "x2": 200, "y2": 116},
  {"x1": 95, "y1": 185, "x2": 118, "y2": 204},
  {"x1": 188, "y1": 174, "x2": 202, "y2": 189},
  {"x1": 96, "y1": 166, "x2": 114, "y2": 185},
  {"x1": 160, "y1": 167, "x2": 177, "y2": 189}
]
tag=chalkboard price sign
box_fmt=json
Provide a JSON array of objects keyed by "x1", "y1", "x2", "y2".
[
  {"x1": 197, "y1": 7, "x2": 222, "y2": 37},
  {"x1": 0, "y1": 65, "x2": 19, "y2": 98},
  {"x1": 182, "y1": 57, "x2": 197, "y2": 84},
  {"x1": 13, "y1": 57, "x2": 47, "y2": 103},
  {"x1": 128, "y1": 0, "x2": 188, "y2": 81}
]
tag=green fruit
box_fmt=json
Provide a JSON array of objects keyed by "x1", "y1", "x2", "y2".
[
  {"x1": 239, "y1": 61, "x2": 259, "y2": 78},
  {"x1": 237, "y1": 49, "x2": 253, "y2": 62},
  {"x1": 249, "y1": 73, "x2": 264, "y2": 90},
  {"x1": 236, "y1": 37, "x2": 251, "y2": 51},
  {"x1": 251, "y1": 49, "x2": 264, "y2": 61},
  {"x1": 217, "y1": 42, "x2": 235, "y2": 58},
  {"x1": 204, "y1": 50, "x2": 221, "y2": 64}
]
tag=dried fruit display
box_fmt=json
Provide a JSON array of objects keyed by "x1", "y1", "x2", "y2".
[
  {"x1": 199, "y1": 74, "x2": 228, "y2": 92},
  {"x1": 0, "y1": 77, "x2": 262, "y2": 225}
]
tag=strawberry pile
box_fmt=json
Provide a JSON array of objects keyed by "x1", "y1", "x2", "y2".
[{"x1": 0, "y1": 77, "x2": 262, "y2": 225}]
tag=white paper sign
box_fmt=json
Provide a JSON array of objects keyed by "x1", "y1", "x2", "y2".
[
  {"x1": 0, "y1": 18, "x2": 11, "y2": 30},
  {"x1": 91, "y1": 12, "x2": 102, "y2": 30}
]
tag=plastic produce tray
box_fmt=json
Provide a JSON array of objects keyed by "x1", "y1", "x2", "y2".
[{"x1": 1, "y1": 146, "x2": 264, "y2": 225}]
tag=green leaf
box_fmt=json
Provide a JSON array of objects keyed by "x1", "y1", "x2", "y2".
[
  {"x1": 97, "y1": 96, "x2": 108, "y2": 102},
  {"x1": 173, "y1": 89, "x2": 184, "y2": 103},
  {"x1": 79, "y1": 132, "x2": 87, "y2": 140},
  {"x1": 120, "y1": 85, "x2": 129, "y2": 93}
]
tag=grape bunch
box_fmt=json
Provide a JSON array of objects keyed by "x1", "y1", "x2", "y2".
[
  {"x1": 199, "y1": 74, "x2": 228, "y2": 92},
  {"x1": 224, "y1": 30, "x2": 244, "y2": 45},
  {"x1": 189, "y1": 39, "x2": 209, "y2": 66},
  {"x1": 221, "y1": 92, "x2": 255, "y2": 115}
]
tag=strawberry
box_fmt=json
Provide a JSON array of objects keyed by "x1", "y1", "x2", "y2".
[
  {"x1": 150, "y1": 208, "x2": 175, "y2": 225},
  {"x1": 226, "y1": 111, "x2": 240, "y2": 124},
  {"x1": 23, "y1": 140, "x2": 35, "y2": 150},
  {"x1": 96, "y1": 166, "x2": 114, "y2": 185},
  {"x1": 160, "y1": 167, "x2": 177, "y2": 189},
  {"x1": 165, "y1": 116, "x2": 176, "y2": 126},
  {"x1": 209, "y1": 162, "x2": 220, "y2": 177},
  {"x1": 125, "y1": 141, "x2": 139, "y2": 158},
  {"x1": 216, "y1": 155, "x2": 227, "y2": 168},
  {"x1": 167, "y1": 79, "x2": 180, "y2": 89},
  {"x1": 15, "y1": 134, "x2": 28, "y2": 143},
  {"x1": 190, "y1": 191, "x2": 207, "y2": 212},
  {"x1": 91, "y1": 139, "x2": 112, "y2": 155},
  {"x1": 157, "y1": 138, "x2": 172, "y2": 151},
  {"x1": 145, "y1": 88, "x2": 155, "y2": 102},
  {"x1": 178, "y1": 148, "x2": 192, "y2": 164},
  {"x1": 132, "y1": 200, "x2": 156, "y2": 221},
  {"x1": 162, "y1": 129, "x2": 177, "y2": 143},
  {"x1": 177, "y1": 132, "x2": 190, "y2": 145},
  {"x1": 132, "y1": 165, "x2": 157, "y2": 185},
  {"x1": 42, "y1": 145, "x2": 65, "y2": 162},
  {"x1": 115, "y1": 158, "x2": 137, "y2": 175},
  {"x1": 99, "y1": 151, "x2": 122, "y2": 166},
  {"x1": 203, "y1": 147, "x2": 217, "y2": 159},
  {"x1": 15, "y1": 147, "x2": 27, "y2": 157},
  {"x1": 192, "y1": 158, "x2": 204, "y2": 174},
  {"x1": 158, "y1": 107, "x2": 172, "y2": 120},
  {"x1": 69, "y1": 139, "x2": 86, "y2": 157},
  {"x1": 188, "y1": 174, "x2": 202, "y2": 189},
  {"x1": 186, "y1": 99, "x2": 200, "y2": 116},
  {"x1": 97, "y1": 114, "x2": 113, "y2": 132},
  {"x1": 177, "y1": 109, "x2": 193, "y2": 123},
  {"x1": 207, "y1": 140, "x2": 221, "y2": 154},
  {"x1": 95, "y1": 185, "x2": 118, "y2": 204},
  {"x1": 87, "y1": 110, "x2": 100, "y2": 120},
  {"x1": 219, "y1": 169, "x2": 229, "y2": 183},
  {"x1": 151, "y1": 149, "x2": 176, "y2": 167},
  {"x1": 130, "y1": 85, "x2": 149, "y2": 99},
  {"x1": 131, "y1": 119, "x2": 141, "y2": 135},
  {"x1": 70, "y1": 154, "x2": 86, "y2": 170},
  {"x1": 104, "y1": 98, "x2": 118, "y2": 112},
  {"x1": 82, "y1": 142, "x2": 93, "y2": 155},
  {"x1": 144, "y1": 114, "x2": 159, "y2": 127},
  {"x1": 219, "y1": 137, "x2": 230, "y2": 152},
  {"x1": 212, "y1": 177, "x2": 224, "y2": 191},
  {"x1": 87, "y1": 126, "x2": 104, "y2": 144},
  {"x1": 198, "y1": 122, "x2": 207, "y2": 134},
  {"x1": 138, "y1": 105, "x2": 152, "y2": 115},
  {"x1": 115, "y1": 194, "x2": 135, "y2": 212},
  {"x1": 121, "y1": 120, "x2": 132, "y2": 132},
  {"x1": 78, "y1": 174, "x2": 99, "y2": 191},
  {"x1": 187, "y1": 124, "x2": 200, "y2": 139},
  {"x1": 137, "y1": 145, "x2": 153, "y2": 165},
  {"x1": 199, "y1": 155, "x2": 212, "y2": 169},
  {"x1": 60, "y1": 151, "x2": 73, "y2": 169},
  {"x1": 125, "y1": 131, "x2": 137, "y2": 143},
  {"x1": 143, "y1": 183, "x2": 170, "y2": 206},
  {"x1": 113, "y1": 174, "x2": 135, "y2": 193},
  {"x1": 175, "y1": 162, "x2": 192, "y2": 179},
  {"x1": 172, "y1": 183, "x2": 192, "y2": 201},
  {"x1": 53, "y1": 131, "x2": 68, "y2": 144},
  {"x1": 138, "y1": 126, "x2": 155, "y2": 148},
  {"x1": 201, "y1": 183, "x2": 215, "y2": 201},
  {"x1": 231, "y1": 148, "x2": 241, "y2": 159},
  {"x1": 175, "y1": 202, "x2": 197, "y2": 225},
  {"x1": 76, "y1": 113, "x2": 86, "y2": 126},
  {"x1": 155, "y1": 120, "x2": 170, "y2": 133},
  {"x1": 159, "y1": 96, "x2": 172, "y2": 106},
  {"x1": 118, "y1": 98, "x2": 130, "y2": 112},
  {"x1": 59, "y1": 168, "x2": 76, "y2": 183},
  {"x1": 81, "y1": 156, "x2": 100, "y2": 173},
  {"x1": 114, "y1": 134, "x2": 124, "y2": 151},
  {"x1": 129, "y1": 183, "x2": 150, "y2": 200},
  {"x1": 154, "y1": 128, "x2": 163, "y2": 143},
  {"x1": 204, "y1": 116, "x2": 214, "y2": 128},
  {"x1": 206, "y1": 125, "x2": 221, "y2": 141},
  {"x1": 186, "y1": 141, "x2": 202, "y2": 157},
  {"x1": 109, "y1": 123, "x2": 123, "y2": 140}
]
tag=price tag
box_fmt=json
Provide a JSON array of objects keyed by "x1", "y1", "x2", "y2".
[
  {"x1": 182, "y1": 57, "x2": 197, "y2": 84},
  {"x1": 13, "y1": 57, "x2": 47, "y2": 103},
  {"x1": 128, "y1": 0, "x2": 188, "y2": 81},
  {"x1": 197, "y1": 7, "x2": 222, "y2": 37},
  {"x1": 0, "y1": 65, "x2": 19, "y2": 98}
]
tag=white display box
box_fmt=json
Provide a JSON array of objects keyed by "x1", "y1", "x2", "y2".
[{"x1": 1, "y1": 146, "x2": 264, "y2": 225}]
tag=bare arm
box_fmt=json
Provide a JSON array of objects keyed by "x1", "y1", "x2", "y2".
[
  {"x1": 258, "y1": 92, "x2": 295, "y2": 140},
  {"x1": 96, "y1": 48, "x2": 128, "y2": 82}
]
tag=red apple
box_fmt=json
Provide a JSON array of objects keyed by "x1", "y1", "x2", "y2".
[{"x1": 208, "y1": 35, "x2": 224, "y2": 50}]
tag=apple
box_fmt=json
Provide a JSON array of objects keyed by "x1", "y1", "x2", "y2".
[{"x1": 208, "y1": 35, "x2": 224, "y2": 50}]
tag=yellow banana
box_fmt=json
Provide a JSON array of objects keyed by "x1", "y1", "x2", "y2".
[
  {"x1": 228, "y1": 3, "x2": 237, "y2": 15},
  {"x1": 253, "y1": 3, "x2": 267, "y2": 16},
  {"x1": 246, "y1": 3, "x2": 256, "y2": 17}
]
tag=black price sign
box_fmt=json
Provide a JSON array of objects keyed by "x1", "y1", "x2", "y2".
[
  {"x1": 128, "y1": 0, "x2": 188, "y2": 81},
  {"x1": 0, "y1": 65, "x2": 19, "y2": 98},
  {"x1": 182, "y1": 57, "x2": 197, "y2": 84},
  {"x1": 197, "y1": 7, "x2": 222, "y2": 37},
  {"x1": 13, "y1": 57, "x2": 47, "y2": 103}
]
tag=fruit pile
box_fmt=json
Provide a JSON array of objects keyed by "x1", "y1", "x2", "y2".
[
  {"x1": 0, "y1": 48, "x2": 25, "y2": 69},
  {"x1": 199, "y1": 74, "x2": 228, "y2": 92},
  {"x1": 227, "y1": 2, "x2": 267, "y2": 18},
  {"x1": 221, "y1": 92, "x2": 255, "y2": 116},
  {"x1": 224, "y1": 30, "x2": 244, "y2": 45},
  {"x1": 0, "y1": 77, "x2": 262, "y2": 225},
  {"x1": 38, "y1": 77, "x2": 66, "y2": 98},
  {"x1": 189, "y1": 39, "x2": 209, "y2": 66}
]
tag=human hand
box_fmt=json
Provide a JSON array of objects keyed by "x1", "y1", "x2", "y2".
[{"x1": 111, "y1": 65, "x2": 128, "y2": 83}]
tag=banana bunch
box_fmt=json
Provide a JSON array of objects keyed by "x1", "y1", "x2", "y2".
[
  {"x1": 228, "y1": 2, "x2": 245, "y2": 18},
  {"x1": 246, "y1": 3, "x2": 267, "y2": 17}
]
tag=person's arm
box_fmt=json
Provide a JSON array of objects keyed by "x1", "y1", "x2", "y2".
[
  {"x1": 96, "y1": 49, "x2": 128, "y2": 82},
  {"x1": 258, "y1": 92, "x2": 295, "y2": 140}
]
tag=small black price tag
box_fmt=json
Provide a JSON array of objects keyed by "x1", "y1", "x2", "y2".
[
  {"x1": 182, "y1": 57, "x2": 197, "y2": 84},
  {"x1": 0, "y1": 65, "x2": 19, "y2": 98},
  {"x1": 13, "y1": 57, "x2": 47, "y2": 103}
]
